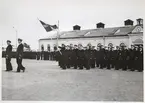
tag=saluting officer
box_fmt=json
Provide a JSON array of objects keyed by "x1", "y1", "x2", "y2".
[
  {"x1": 5, "y1": 40, "x2": 13, "y2": 71},
  {"x1": 16, "y1": 38, "x2": 25, "y2": 72}
]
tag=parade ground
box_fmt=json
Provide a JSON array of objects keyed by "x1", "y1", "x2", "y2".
[{"x1": 2, "y1": 58, "x2": 143, "y2": 101}]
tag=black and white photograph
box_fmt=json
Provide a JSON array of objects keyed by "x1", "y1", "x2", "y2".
[{"x1": 0, "y1": 0, "x2": 144, "y2": 101}]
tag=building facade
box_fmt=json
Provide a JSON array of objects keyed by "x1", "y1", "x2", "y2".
[{"x1": 39, "y1": 18, "x2": 143, "y2": 51}]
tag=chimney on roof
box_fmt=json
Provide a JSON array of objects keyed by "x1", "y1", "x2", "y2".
[
  {"x1": 124, "y1": 19, "x2": 134, "y2": 26},
  {"x1": 136, "y1": 18, "x2": 143, "y2": 26},
  {"x1": 73, "y1": 25, "x2": 81, "y2": 30},
  {"x1": 96, "y1": 22, "x2": 105, "y2": 28}
]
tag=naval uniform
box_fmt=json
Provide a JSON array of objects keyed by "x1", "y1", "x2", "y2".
[
  {"x1": 71, "y1": 48, "x2": 78, "y2": 69},
  {"x1": 16, "y1": 43, "x2": 25, "y2": 72},
  {"x1": 138, "y1": 49, "x2": 143, "y2": 71},
  {"x1": 84, "y1": 49, "x2": 91, "y2": 70},
  {"x1": 77, "y1": 49, "x2": 85, "y2": 69},
  {"x1": 5, "y1": 44, "x2": 13, "y2": 71}
]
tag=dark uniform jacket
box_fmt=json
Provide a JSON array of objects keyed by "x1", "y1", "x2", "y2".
[
  {"x1": 84, "y1": 49, "x2": 91, "y2": 60},
  {"x1": 118, "y1": 50, "x2": 122, "y2": 60},
  {"x1": 71, "y1": 49, "x2": 78, "y2": 60},
  {"x1": 91, "y1": 49, "x2": 96, "y2": 59},
  {"x1": 6, "y1": 45, "x2": 12, "y2": 58},
  {"x1": 134, "y1": 50, "x2": 140, "y2": 60},
  {"x1": 121, "y1": 49, "x2": 129, "y2": 60},
  {"x1": 98, "y1": 49, "x2": 105, "y2": 60},
  {"x1": 64, "y1": 49, "x2": 72, "y2": 61},
  {"x1": 77, "y1": 49, "x2": 85, "y2": 59},
  {"x1": 104, "y1": 49, "x2": 108, "y2": 60},
  {"x1": 105, "y1": 50, "x2": 110, "y2": 60},
  {"x1": 138, "y1": 50, "x2": 143, "y2": 60},
  {"x1": 110, "y1": 50, "x2": 116, "y2": 60},
  {"x1": 16, "y1": 43, "x2": 24, "y2": 57},
  {"x1": 128, "y1": 49, "x2": 135, "y2": 60},
  {"x1": 95, "y1": 50, "x2": 100, "y2": 61}
]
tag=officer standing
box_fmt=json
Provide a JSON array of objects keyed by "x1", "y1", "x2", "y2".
[
  {"x1": 84, "y1": 45, "x2": 91, "y2": 70},
  {"x1": 110, "y1": 47, "x2": 115, "y2": 68},
  {"x1": 98, "y1": 45, "x2": 105, "y2": 69},
  {"x1": 16, "y1": 38, "x2": 25, "y2": 72},
  {"x1": 103, "y1": 46, "x2": 108, "y2": 68},
  {"x1": 95, "y1": 46, "x2": 100, "y2": 68},
  {"x1": 138, "y1": 45, "x2": 143, "y2": 72},
  {"x1": 128, "y1": 45, "x2": 135, "y2": 71},
  {"x1": 69, "y1": 44, "x2": 74, "y2": 67},
  {"x1": 44, "y1": 51, "x2": 47, "y2": 60},
  {"x1": 115, "y1": 46, "x2": 122, "y2": 70},
  {"x1": 106, "y1": 47, "x2": 111, "y2": 69},
  {"x1": 121, "y1": 46, "x2": 128, "y2": 70},
  {"x1": 40, "y1": 45, "x2": 44, "y2": 60},
  {"x1": 59, "y1": 44, "x2": 66, "y2": 69},
  {"x1": 90, "y1": 46, "x2": 96, "y2": 68},
  {"x1": 5, "y1": 40, "x2": 13, "y2": 71},
  {"x1": 134, "y1": 46, "x2": 139, "y2": 71},
  {"x1": 77, "y1": 44, "x2": 85, "y2": 69},
  {"x1": 71, "y1": 45, "x2": 78, "y2": 69},
  {"x1": 114, "y1": 46, "x2": 120, "y2": 70},
  {"x1": 36, "y1": 50, "x2": 40, "y2": 60},
  {"x1": 53, "y1": 45, "x2": 58, "y2": 61}
]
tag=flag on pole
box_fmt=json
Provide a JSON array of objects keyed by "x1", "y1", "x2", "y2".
[{"x1": 39, "y1": 20, "x2": 58, "y2": 32}]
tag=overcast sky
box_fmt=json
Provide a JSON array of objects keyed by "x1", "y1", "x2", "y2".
[{"x1": 0, "y1": 0, "x2": 144, "y2": 50}]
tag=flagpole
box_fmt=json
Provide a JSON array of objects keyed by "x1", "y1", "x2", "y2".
[
  {"x1": 13, "y1": 26, "x2": 18, "y2": 48},
  {"x1": 56, "y1": 20, "x2": 59, "y2": 48}
]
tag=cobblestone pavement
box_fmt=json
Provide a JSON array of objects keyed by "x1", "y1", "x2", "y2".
[{"x1": 2, "y1": 58, "x2": 143, "y2": 101}]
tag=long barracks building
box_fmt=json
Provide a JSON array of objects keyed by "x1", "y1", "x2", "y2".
[{"x1": 39, "y1": 18, "x2": 143, "y2": 51}]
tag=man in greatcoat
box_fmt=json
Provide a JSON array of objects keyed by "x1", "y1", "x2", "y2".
[{"x1": 5, "y1": 40, "x2": 13, "y2": 71}]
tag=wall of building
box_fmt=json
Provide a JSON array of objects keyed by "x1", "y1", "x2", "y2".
[
  {"x1": 128, "y1": 33, "x2": 143, "y2": 47},
  {"x1": 39, "y1": 35, "x2": 133, "y2": 51}
]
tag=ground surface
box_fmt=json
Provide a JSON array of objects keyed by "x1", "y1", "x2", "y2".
[{"x1": 2, "y1": 58, "x2": 143, "y2": 101}]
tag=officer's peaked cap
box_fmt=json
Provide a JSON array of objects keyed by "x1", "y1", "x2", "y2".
[
  {"x1": 7, "y1": 40, "x2": 11, "y2": 43},
  {"x1": 18, "y1": 38, "x2": 22, "y2": 41}
]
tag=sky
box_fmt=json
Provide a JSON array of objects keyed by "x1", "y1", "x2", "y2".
[{"x1": 0, "y1": 0, "x2": 144, "y2": 50}]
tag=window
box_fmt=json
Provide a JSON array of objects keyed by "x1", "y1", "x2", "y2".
[
  {"x1": 53, "y1": 44, "x2": 57, "y2": 51},
  {"x1": 41, "y1": 44, "x2": 44, "y2": 51},
  {"x1": 47, "y1": 44, "x2": 50, "y2": 51}
]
